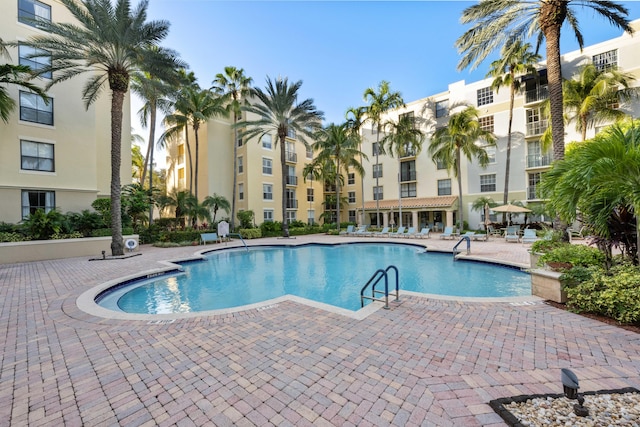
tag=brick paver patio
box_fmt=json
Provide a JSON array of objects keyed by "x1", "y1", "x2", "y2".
[{"x1": 1, "y1": 234, "x2": 639, "y2": 426}]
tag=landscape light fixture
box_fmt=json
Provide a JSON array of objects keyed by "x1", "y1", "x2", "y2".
[{"x1": 561, "y1": 368, "x2": 589, "y2": 417}]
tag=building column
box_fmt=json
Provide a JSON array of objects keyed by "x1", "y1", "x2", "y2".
[
  {"x1": 446, "y1": 210, "x2": 454, "y2": 229},
  {"x1": 412, "y1": 211, "x2": 418, "y2": 229},
  {"x1": 383, "y1": 212, "x2": 388, "y2": 228}
]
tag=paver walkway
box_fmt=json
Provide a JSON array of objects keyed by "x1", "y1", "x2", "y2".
[{"x1": 1, "y1": 234, "x2": 639, "y2": 426}]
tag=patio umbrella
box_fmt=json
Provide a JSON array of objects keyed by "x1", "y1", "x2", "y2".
[
  {"x1": 484, "y1": 203, "x2": 491, "y2": 232},
  {"x1": 491, "y1": 203, "x2": 532, "y2": 213}
]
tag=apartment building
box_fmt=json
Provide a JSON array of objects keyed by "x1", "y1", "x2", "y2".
[
  {"x1": 0, "y1": 0, "x2": 131, "y2": 224},
  {"x1": 358, "y1": 19, "x2": 640, "y2": 231}
]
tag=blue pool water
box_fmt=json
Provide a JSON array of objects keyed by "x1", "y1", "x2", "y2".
[{"x1": 98, "y1": 243, "x2": 530, "y2": 314}]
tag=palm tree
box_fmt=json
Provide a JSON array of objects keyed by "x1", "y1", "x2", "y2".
[
  {"x1": 345, "y1": 106, "x2": 368, "y2": 225},
  {"x1": 131, "y1": 144, "x2": 145, "y2": 183},
  {"x1": 363, "y1": 81, "x2": 404, "y2": 226},
  {"x1": 240, "y1": 76, "x2": 324, "y2": 237},
  {"x1": 563, "y1": 63, "x2": 638, "y2": 141},
  {"x1": 428, "y1": 105, "x2": 496, "y2": 229},
  {"x1": 456, "y1": 0, "x2": 633, "y2": 161},
  {"x1": 381, "y1": 114, "x2": 424, "y2": 228},
  {"x1": 211, "y1": 67, "x2": 253, "y2": 231},
  {"x1": 22, "y1": 0, "x2": 174, "y2": 255},
  {"x1": 487, "y1": 41, "x2": 540, "y2": 221},
  {"x1": 203, "y1": 194, "x2": 231, "y2": 223},
  {"x1": 309, "y1": 123, "x2": 366, "y2": 232}
]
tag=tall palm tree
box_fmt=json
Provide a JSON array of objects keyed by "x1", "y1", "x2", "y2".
[
  {"x1": 363, "y1": 81, "x2": 404, "y2": 226},
  {"x1": 429, "y1": 105, "x2": 496, "y2": 229},
  {"x1": 309, "y1": 123, "x2": 366, "y2": 232},
  {"x1": 345, "y1": 106, "x2": 368, "y2": 225},
  {"x1": 211, "y1": 66, "x2": 253, "y2": 231},
  {"x1": 563, "y1": 63, "x2": 638, "y2": 141},
  {"x1": 381, "y1": 114, "x2": 424, "y2": 228},
  {"x1": 456, "y1": 0, "x2": 633, "y2": 161},
  {"x1": 240, "y1": 76, "x2": 324, "y2": 237},
  {"x1": 22, "y1": 0, "x2": 174, "y2": 255},
  {"x1": 487, "y1": 41, "x2": 541, "y2": 221},
  {"x1": 203, "y1": 193, "x2": 231, "y2": 223}
]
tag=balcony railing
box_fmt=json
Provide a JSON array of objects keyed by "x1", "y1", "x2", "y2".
[
  {"x1": 285, "y1": 151, "x2": 297, "y2": 162},
  {"x1": 525, "y1": 85, "x2": 548, "y2": 104},
  {"x1": 400, "y1": 171, "x2": 416, "y2": 182},
  {"x1": 324, "y1": 185, "x2": 336, "y2": 192},
  {"x1": 286, "y1": 199, "x2": 298, "y2": 209},
  {"x1": 286, "y1": 175, "x2": 298, "y2": 185},
  {"x1": 400, "y1": 149, "x2": 416, "y2": 158},
  {"x1": 526, "y1": 120, "x2": 548, "y2": 136},
  {"x1": 527, "y1": 186, "x2": 539, "y2": 200},
  {"x1": 526, "y1": 154, "x2": 553, "y2": 168}
]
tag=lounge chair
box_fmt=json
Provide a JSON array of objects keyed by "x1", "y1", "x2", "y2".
[
  {"x1": 460, "y1": 231, "x2": 475, "y2": 239},
  {"x1": 353, "y1": 226, "x2": 371, "y2": 236},
  {"x1": 403, "y1": 227, "x2": 417, "y2": 238},
  {"x1": 505, "y1": 226, "x2": 520, "y2": 243},
  {"x1": 389, "y1": 226, "x2": 406, "y2": 238},
  {"x1": 522, "y1": 229, "x2": 538, "y2": 244},
  {"x1": 568, "y1": 226, "x2": 586, "y2": 240},
  {"x1": 416, "y1": 228, "x2": 431, "y2": 239},
  {"x1": 340, "y1": 225, "x2": 355, "y2": 236},
  {"x1": 439, "y1": 226, "x2": 455, "y2": 240},
  {"x1": 487, "y1": 225, "x2": 502, "y2": 237},
  {"x1": 472, "y1": 233, "x2": 488, "y2": 241},
  {"x1": 371, "y1": 226, "x2": 390, "y2": 237}
]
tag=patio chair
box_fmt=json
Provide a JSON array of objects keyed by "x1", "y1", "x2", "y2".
[
  {"x1": 439, "y1": 226, "x2": 455, "y2": 240},
  {"x1": 353, "y1": 225, "x2": 371, "y2": 236},
  {"x1": 568, "y1": 226, "x2": 586, "y2": 240},
  {"x1": 416, "y1": 228, "x2": 431, "y2": 239},
  {"x1": 371, "y1": 226, "x2": 390, "y2": 237},
  {"x1": 487, "y1": 225, "x2": 502, "y2": 237},
  {"x1": 403, "y1": 227, "x2": 417, "y2": 238},
  {"x1": 522, "y1": 228, "x2": 538, "y2": 244},
  {"x1": 388, "y1": 226, "x2": 406, "y2": 238},
  {"x1": 460, "y1": 231, "x2": 475, "y2": 239},
  {"x1": 340, "y1": 225, "x2": 355, "y2": 236},
  {"x1": 505, "y1": 226, "x2": 520, "y2": 243}
]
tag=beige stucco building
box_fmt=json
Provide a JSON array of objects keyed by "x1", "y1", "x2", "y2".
[{"x1": 0, "y1": 0, "x2": 131, "y2": 224}]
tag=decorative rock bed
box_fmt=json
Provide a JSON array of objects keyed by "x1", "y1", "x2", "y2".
[{"x1": 490, "y1": 388, "x2": 640, "y2": 426}]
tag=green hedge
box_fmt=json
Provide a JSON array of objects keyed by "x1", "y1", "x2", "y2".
[
  {"x1": 539, "y1": 244, "x2": 605, "y2": 268},
  {"x1": 159, "y1": 230, "x2": 205, "y2": 243},
  {"x1": 90, "y1": 227, "x2": 134, "y2": 237},
  {"x1": 238, "y1": 228, "x2": 261, "y2": 239}
]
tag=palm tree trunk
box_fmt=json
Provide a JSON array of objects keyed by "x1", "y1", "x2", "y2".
[
  {"x1": 375, "y1": 127, "x2": 380, "y2": 227},
  {"x1": 456, "y1": 148, "x2": 464, "y2": 230},
  {"x1": 231, "y1": 113, "x2": 238, "y2": 230},
  {"x1": 110, "y1": 89, "x2": 125, "y2": 256},
  {"x1": 147, "y1": 103, "x2": 157, "y2": 226},
  {"x1": 581, "y1": 114, "x2": 588, "y2": 141},
  {"x1": 185, "y1": 128, "x2": 193, "y2": 195},
  {"x1": 336, "y1": 158, "x2": 340, "y2": 233},
  {"x1": 194, "y1": 123, "x2": 200, "y2": 202},
  {"x1": 503, "y1": 82, "x2": 516, "y2": 224},
  {"x1": 359, "y1": 148, "x2": 365, "y2": 226},
  {"x1": 140, "y1": 101, "x2": 156, "y2": 186},
  {"x1": 543, "y1": 20, "x2": 566, "y2": 160},
  {"x1": 280, "y1": 134, "x2": 289, "y2": 237}
]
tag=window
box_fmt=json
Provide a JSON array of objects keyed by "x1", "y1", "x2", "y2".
[
  {"x1": 528, "y1": 172, "x2": 542, "y2": 200},
  {"x1": 20, "y1": 91, "x2": 53, "y2": 125},
  {"x1": 18, "y1": 0, "x2": 51, "y2": 28},
  {"x1": 437, "y1": 179, "x2": 451, "y2": 196},
  {"x1": 435, "y1": 99, "x2": 448, "y2": 118},
  {"x1": 263, "y1": 184, "x2": 273, "y2": 200},
  {"x1": 348, "y1": 191, "x2": 356, "y2": 204},
  {"x1": 21, "y1": 190, "x2": 54, "y2": 219},
  {"x1": 348, "y1": 173, "x2": 355, "y2": 185},
  {"x1": 400, "y1": 111, "x2": 415, "y2": 128},
  {"x1": 237, "y1": 156, "x2": 243, "y2": 173},
  {"x1": 526, "y1": 107, "x2": 547, "y2": 136},
  {"x1": 400, "y1": 160, "x2": 416, "y2": 181},
  {"x1": 285, "y1": 189, "x2": 297, "y2": 209},
  {"x1": 478, "y1": 115, "x2": 494, "y2": 133},
  {"x1": 593, "y1": 49, "x2": 618, "y2": 72},
  {"x1": 436, "y1": 158, "x2": 447, "y2": 170},
  {"x1": 21, "y1": 140, "x2": 54, "y2": 172},
  {"x1": 262, "y1": 157, "x2": 272, "y2": 175},
  {"x1": 306, "y1": 146, "x2": 313, "y2": 159},
  {"x1": 19, "y1": 44, "x2": 51, "y2": 79},
  {"x1": 307, "y1": 188, "x2": 314, "y2": 202},
  {"x1": 287, "y1": 128, "x2": 296, "y2": 139},
  {"x1": 373, "y1": 186, "x2": 383, "y2": 201},
  {"x1": 237, "y1": 136, "x2": 243, "y2": 147},
  {"x1": 238, "y1": 183, "x2": 244, "y2": 200},
  {"x1": 263, "y1": 210, "x2": 274, "y2": 222},
  {"x1": 178, "y1": 144, "x2": 185, "y2": 164},
  {"x1": 480, "y1": 174, "x2": 496, "y2": 192},
  {"x1": 373, "y1": 163, "x2": 383, "y2": 178},
  {"x1": 261, "y1": 134, "x2": 272, "y2": 149},
  {"x1": 527, "y1": 140, "x2": 552, "y2": 168},
  {"x1": 477, "y1": 87, "x2": 493, "y2": 106},
  {"x1": 307, "y1": 210, "x2": 315, "y2": 225},
  {"x1": 372, "y1": 142, "x2": 380, "y2": 156},
  {"x1": 484, "y1": 146, "x2": 496, "y2": 164},
  {"x1": 348, "y1": 210, "x2": 356, "y2": 223},
  {"x1": 286, "y1": 211, "x2": 297, "y2": 223},
  {"x1": 401, "y1": 183, "x2": 417, "y2": 198}
]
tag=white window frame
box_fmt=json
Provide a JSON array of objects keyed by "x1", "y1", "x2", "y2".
[
  {"x1": 262, "y1": 157, "x2": 273, "y2": 175},
  {"x1": 480, "y1": 174, "x2": 496, "y2": 192},
  {"x1": 237, "y1": 156, "x2": 243, "y2": 174},
  {"x1": 262, "y1": 183, "x2": 273, "y2": 200},
  {"x1": 477, "y1": 87, "x2": 493, "y2": 106},
  {"x1": 438, "y1": 179, "x2": 451, "y2": 196},
  {"x1": 263, "y1": 209, "x2": 274, "y2": 223},
  {"x1": 261, "y1": 134, "x2": 272, "y2": 150},
  {"x1": 348, "y1": 191, "x2": 356, "y2": 204},
  {"x1": 238, "y1": 183, "x2": 244, "y2": 201}
]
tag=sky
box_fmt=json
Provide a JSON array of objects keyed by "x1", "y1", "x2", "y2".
[{"x1": 133, "y1": 0, "x2": 640, "y2": 165}]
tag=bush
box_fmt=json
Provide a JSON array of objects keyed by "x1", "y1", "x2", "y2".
[
  {"x1": 22, "y1": 209, "x2": 66, "y2": 240},
  {"x1": 566, "y1": 264, "x2": 640, "y2": 324},
  {"x1": 90, "y1": 227, "x2": 134, "y2": 237},
  {"x1": 530, "y1": 231, "x2": 566, "y2": 254},
  {"x1": 51, "y1": 232, "x2": 84, "y2": 239},
  {"x1": 158, "y1": 230, "x2": 201, "y2": 244},
  {"x1": 238, "y1": 228, "x2": 261, "y2": 239},
  {"x1": 0, "y1": 232, "x2": 29, "y2": 242},
  {"x1": 237, "y1": 210, "x2": 255, "y2": 229},
  {"x1": 260, "y1": 221, "x2": 283, "y2": 237},
  {"x1": 539, "y1": 244, "x2": 605, "y2": 268}
]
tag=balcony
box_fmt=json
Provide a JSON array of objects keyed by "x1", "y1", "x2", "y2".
[
  {"x1": 286, "y1": 199, "x2": 298, "y2": 209},
  {"x1": 526, "y1": 154, "x2": 553, "y2": 168},
  {"x1": 286, "y1": 175, "x2": 298, "y2": 186},
  {"x1": 285, "y1": 151, "x2": 297, "y2": 163},
  {"x1": 400, "y1": 171, "x2": 416, "y2": 182},
  {"x1": 525, "y1": 85, "x2": 548, "y2": 104},
  {"x1": 400, "y1": 148, "x2": 416, "y2": 158},
  {"x1": 527, "y1": 186, "x2": 539, "y2": 200},
  {"x1": 526, "y1": 120, "x2": 548, "y2": 136},
  {"x1": 324, "y1": 184, "x2": 336, "y2": 192}
]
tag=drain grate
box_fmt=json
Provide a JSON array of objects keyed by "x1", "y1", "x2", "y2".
[{"x1": 147, "y1": 319, "x2": 176, "y2": 325}]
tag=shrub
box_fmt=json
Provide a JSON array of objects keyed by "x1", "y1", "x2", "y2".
[
  {"x1": 530, "y1": 231, "x2": 566, "y2": 254},
  {"x1": 238, "y1": 228, "x2": 261, "y2": 239},
  {"x1": 65, "y1": 210, "x2": 105, "y2": 237},
  {"x1": 90, "y1": 227, "x2": 134, "y2": 237},
  {"x1": 237, "y1": 210, "x2": 255, "y2": 229},
  {"x1": 51, "y1": 232, "x2": 84, "y2": 239},
  {"x1": 260, "y1": 221, "x2": 283, "y2": 237},
  {"x1": 22, "y1": 209, "x2": 66, "y2": 240},
  {"x1": 538, "y1": 244, "x2": 605, "y2": 268},
  {"x1": 158, "y1": 230, "x2": 201, "y2": 244},
  {"x1": 0, "y1": 232, "x2": 29, "y2": 242}
]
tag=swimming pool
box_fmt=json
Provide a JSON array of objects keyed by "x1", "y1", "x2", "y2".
[{"x1": 96, "y1": 243, "x2": 530, "y2": 314}]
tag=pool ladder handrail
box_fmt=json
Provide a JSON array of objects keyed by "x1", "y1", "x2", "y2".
[
  {"x1": 452, "y1": 236, "x2": 471, "y2": 259},
  {"x1": 360, "y1": 265, "x2": 399, "y2": 309},
  {"x1": 228, "y1": 233, "x2": 248, "y2": 252}
]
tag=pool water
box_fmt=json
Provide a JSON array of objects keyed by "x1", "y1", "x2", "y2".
[{"x1": 100, "y1": 243, "x2": 530, "y2": 314}]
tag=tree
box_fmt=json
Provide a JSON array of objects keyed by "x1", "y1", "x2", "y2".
[
  {"x1": 539, "y1": 120, "x2": 640, "y2": 264},
  {"x1": 345, "y1": 106, "x2": 368, "y2": 226},
  {"x1": 131, "y1": 144, "x2": 145, "y2": 182},
  {"x1": 381, "y1": 113, "x2": 424, "y2": 228},
  {"x1": 161, "y1": 189, "x2": 192, "y2": 229},
  {"x1": 487, "y1": 41, "x2": 540, "y2": 221},
  {"x1": 23, "y1": 0, "x2": 175, "y2": 255},
  {"x1": 211, "y1": 66, "x2": 253, "y2": 231},
  {"x1": 240, "y1": 77, "x2": 324, "y2": 237},
  {"x1": 309, "y1": 123, "x2": 365, "y2": 232},
  {"x1": 563, "y1": 63, "x2": 638, "y2": 141},
  {"x1": 363, "y1": 81, "x2": 404, "y2": 226},
  {"x1": 428, "y1": 105, "x2": 496, "y2": 229},
  {"x1": 203, "y1": 194, "x2": 231, "y2": 223},
  {"x1": 456, "y1": 0, "x2": 634, "y2": 161}
]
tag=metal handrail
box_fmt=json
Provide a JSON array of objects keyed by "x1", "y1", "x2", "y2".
[
  {"x1": 452, "y1": 236, "x2": 470, "y2": 259},
  {"x1": 228, "y1": 233, "x2": 248, "y2": 252},
  {"x1": 360, "y1": 265, "x2": 400, "y2": 309}
]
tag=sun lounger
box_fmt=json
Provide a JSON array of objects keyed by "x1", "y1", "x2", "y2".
[
  {"x1": 439, "y1": 226, "x2": 455, "y2": 240},
  {"x1": 389, "y1": 226, "x2": 406, "y2": 238},
  {"x1": 522, "y1": 228, "x2": 538, "y2": 244},
  {"x1": 340, "y1": 225, "x2": 355, "y2": 236},
  {"x1": 371, "y1": 226, "x2": 390, "y2": 237},
  {"x1": 416, "y1": 228, "x2": 431, "y2": 239},
  {"x1": 403, "y1": 227, "x2": 417, "y2": 238},
  {"x1": 472, "y1": 233, "x2": 488, "y2": 241},
  {"x1": 505, "y1": 226, "x2": 520, "y2": 243},
  {"x1": 353, "y1": 226, "x2": 371, "y2": 236}
]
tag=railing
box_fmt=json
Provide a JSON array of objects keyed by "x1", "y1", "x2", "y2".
[
  {"x1": 286, "y1": 199, "x2": 298, "y2": 209},
  {"x1": 526, "y1": 154, "x2": 553, "y2": 168},
  {"x1": 525, "y1": 85, "x2": 549, "y2": 104},
  {"x1": 452, "y1": 236, "x2": 470, "y2": 259},
  {"x1": 526, "y1": 120, "x2": 548, "y2": 136},
  {"x1": 527, "y1": 186, "x2": 539, "y2": 200},
  {"x1": 360, "y1": 265, "x2": 399, "y2": 309},
  {"x1": 286, "y1": 175, "x2": 298, "y2": 185},
  {"x1": 285, "y1": 151, "x2": 297, "y2": 162},
  {"x1": 228, "y1": 233, "x2": 248, "y2": 252},
  {"x1": 400, "y1": 171, "x2": 417, "y2": 182}
]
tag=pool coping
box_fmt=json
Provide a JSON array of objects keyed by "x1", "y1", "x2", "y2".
[{"x1": 76, "y1": 240, "x2": 540, "y2": 322}]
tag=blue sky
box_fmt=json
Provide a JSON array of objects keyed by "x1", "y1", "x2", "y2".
[{"x1": 136, "y1": 0, "x2": 640, "y2": 160}]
